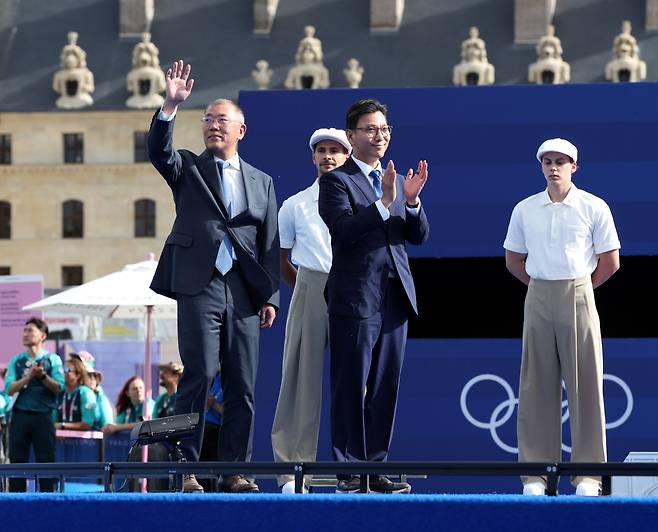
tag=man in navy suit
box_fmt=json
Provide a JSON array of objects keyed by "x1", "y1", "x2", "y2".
[
  {"x1": 319, "y1": 99, "x2": 429, "y2": 494},
  {"x1": 148, "y1": 60, "x2": 279, "y2": 493}
]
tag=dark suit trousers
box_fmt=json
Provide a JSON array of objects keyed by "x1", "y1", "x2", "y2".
[
  {"x1": 329, "y1": 278, "x2": 408, "y2": 469},
  {"x1": 8, "y1": 409, "x2": 56, "y2": 492},
  {"x1": 175, "y1": 268, "x2": 260, "y2": 463}
]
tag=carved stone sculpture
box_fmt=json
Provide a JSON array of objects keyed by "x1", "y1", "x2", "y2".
[
  {"x1": 252, "y1": 60, "x2": 273, "y2": 90},
  {"x1": 528, "y1": 25, "x2": 570, "y2": 84},
  {"x1": 284, "y1": 26, "x2": 330, "y2": 89},
  {"x1": 53, "y1": 32, "x2": 95, "y2": 109},
  {"x1": 343, "y1": 58, "x2": 364, "y2": 88},
  {"x1": 126, "y1": 33, "x2": 166, "y2": 108},
  {"x1": 452, "y1": 27, "x2": 495, "y2": 86},
  {"x1": 605, "y1": 21, "x2": 647, "y2": 83}
]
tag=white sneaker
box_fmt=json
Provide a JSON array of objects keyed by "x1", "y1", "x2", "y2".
[
  {"x1": 281, "y1": 480, "x2": 308, "y2": 494},
  {"x1": 522, "y1": 481, "x2": 546, "y2": 496},
  {"x1": 575, "y1": 481, "x2": 600, "y2": 496}
]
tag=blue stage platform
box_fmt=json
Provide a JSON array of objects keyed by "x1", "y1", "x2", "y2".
[{"x1": 3, "y1": 493, "x2": 658, "y2": 532}]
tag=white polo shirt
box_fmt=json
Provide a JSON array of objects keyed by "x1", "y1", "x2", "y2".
[
  {"x1": 503, "y1": 184, "x2": 621, "y2": 280},
  {"x1": 278, "y1": 180, "x2": 332, "y2": 274}
]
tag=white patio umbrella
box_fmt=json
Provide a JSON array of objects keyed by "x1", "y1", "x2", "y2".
[
  {"x1": 23, "y1": 255, "x2": 176, "y2": 490},
  {"x1": 22, "y1": 254, "x2": 176, "y2": 415}
]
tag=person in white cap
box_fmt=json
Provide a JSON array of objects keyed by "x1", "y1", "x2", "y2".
[
  {"x1": 270, "y1": 128, "x2": 351, "y2": 494},
  {"x1": 504, "y1": 138, "x2": 621, "y2": 497}
]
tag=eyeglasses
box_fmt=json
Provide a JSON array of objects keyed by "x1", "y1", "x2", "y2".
[
  {"x1": 352, "y1": 125, "x2": 393, "y2": 137},
  {"x1": 201, "y1": 115, "x2": 240, "y2": 127}
]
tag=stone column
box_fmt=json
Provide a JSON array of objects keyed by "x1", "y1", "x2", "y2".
[
  {"x1": 370, "y1": 0, "x2": 405, "y2": 34},
  {"x1": 254, "y1": 0, "x2": 279, "y2": 35},
  {"x1": 119, "y1": 0, "x2": 154, "y2": 37},
  {"x1": 647, "y1": 0, "x2": 658, "y2": 31},
  {"x1": 514, "y1": 0, "x2": 556, "y2": 44}
]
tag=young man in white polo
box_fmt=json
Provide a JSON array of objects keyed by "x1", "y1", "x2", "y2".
[
  {"x1": 504, "y1": 138, "x2": 621, "y2": 496},
  {"x1": 271, "y1": 128, "x2": 351, "y2": 494}
]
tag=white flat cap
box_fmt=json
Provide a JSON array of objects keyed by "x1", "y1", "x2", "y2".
[
  {"x1": 309, "y1": 128, "x2": 351, "y2": 153},
  {"x1": 536, "y1": 138, "x2": 578, "y2": 163}
]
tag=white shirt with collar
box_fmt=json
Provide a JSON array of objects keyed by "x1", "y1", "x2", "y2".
[
  {"x1": 214, "y1": 154, "x2": 246, "y2": 218},
  {"x1": 351, "y1": 156, "x2": 420, "y2": 220},
  {"x1": 278, "y1": 180, "x2": 332, "y2": 274},
  {"x1": 503, "y1": 184, "x2": 621, "y2": 280}
]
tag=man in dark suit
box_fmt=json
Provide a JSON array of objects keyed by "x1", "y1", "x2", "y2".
[
  {"x1": 148, "y1": 60, "x2": 279, "y2": 493},
  {"x1": 319, "y1": 99, "x2": 429, "y2": 494}
]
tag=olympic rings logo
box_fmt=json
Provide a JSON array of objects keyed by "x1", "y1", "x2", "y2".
[{"x1": 460, "y1": 373, "x2": 633, "y2": 454}]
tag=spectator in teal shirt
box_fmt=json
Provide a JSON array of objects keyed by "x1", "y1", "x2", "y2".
[
  {"x1": 54, "y1": 356, "x2": 96, "y2": 431},
  {"x1": 102, "y1": 375, "x2": 154, "y2": 434},
  {"x1": 4, "y1": 317, "x2": 64, "y2": 492},
  {"x1": 88, "y1": 369, "x2": 114, "y2": 430},
  {"x1": 153, "y1": 362, "x2": 183, "y2": 419},
  {"x1": 70, "y1": 351, "x2": 114, "y2": 430}
]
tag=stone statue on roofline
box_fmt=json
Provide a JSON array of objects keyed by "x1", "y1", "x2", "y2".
[
  {"x1": 126, "y1": 33, "x2": 166, "y2": 109},
  {"x1": 605, "y1": 21, "x2": 646, "y2": 83},
  {"x1": 453, "y1": 27, "x2": 495, "y2": 86},
  {"x1": 344, "y1": 58, "x2": 364, "y2": 88},
  {"x1": 284, "y1": 26, "x2": 330, "y2": 89},
  {"x1": 528, "y1": 25, "x2": 570, "y2": 84},
  {"x1": 252, "y1": 60, "x2": 273, "y2": 90},
  {"x1": 53, "y1": 32, "x2": 95, "y2": 109}
]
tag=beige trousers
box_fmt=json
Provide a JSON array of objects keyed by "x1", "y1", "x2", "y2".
[
  {"x1": 518, "y1": 277, "x2": 606, "y2": 488},
  {"x1": 271, "y1": 266, "x2": 329, "y2": 486}
]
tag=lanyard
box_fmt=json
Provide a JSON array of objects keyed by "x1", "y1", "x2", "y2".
[{"x1": 61, "y1": 389, "x2": 79, "y2": 422}]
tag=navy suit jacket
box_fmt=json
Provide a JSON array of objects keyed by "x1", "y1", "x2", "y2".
[
  {"x1": 318, "y1": 157, "x2": 429, "y2": 319},
  {"x1": 148, "y1": 114, "x2": 280, "y2": 311}
]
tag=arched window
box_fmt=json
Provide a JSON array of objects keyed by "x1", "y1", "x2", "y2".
[
  {"x1": 135, "y1": 199, "x2": 156, "y2": 237},
  {"x1": 0, "y1": 201, "x2": 10, "y2": 239},
  {"x1": 62, "y1": 200, "x2": 84, "y2": 238}
]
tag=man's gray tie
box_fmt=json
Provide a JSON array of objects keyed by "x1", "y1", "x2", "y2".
[
  {"x1": 215, "y1": 161, "x2": 235, "y2": 275},
  {"x1": 370, "y1": 168, "x2": 383, "y2": 199}
]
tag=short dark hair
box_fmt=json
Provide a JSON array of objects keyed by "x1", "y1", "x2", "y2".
[
  {"x1": 346, "y1": 99, "x2": 388, "y2": 130},
  {"x1": 25, "y1": 317, "x2": 48, "y2": 336}
]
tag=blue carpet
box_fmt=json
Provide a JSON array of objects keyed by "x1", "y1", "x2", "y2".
[{"x1": 2, "y1": 493, "x2": 658, "y2": 531}]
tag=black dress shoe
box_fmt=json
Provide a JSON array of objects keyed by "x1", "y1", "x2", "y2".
[
  {"x1": 335, "y1": 476, "x2": 362, "y2": 494},
  {"x1": 369, "y1": 475, "x2": 411, "y2": 494},
  {"x1": 219, "y1": 474, "x2": 259, "y2": 493}
]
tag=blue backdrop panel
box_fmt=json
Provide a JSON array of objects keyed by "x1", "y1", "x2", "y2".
[
  {"x1": 253, "y1": 338, "x2": 657, "y2": 493},
  {"x1": 238, "y1": 83, "x2": 658, "y2": 257}
]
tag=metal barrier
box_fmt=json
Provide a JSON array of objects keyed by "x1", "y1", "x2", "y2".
[{"x1": 2, "y1": 461, "x2": 658, "y2": 494}]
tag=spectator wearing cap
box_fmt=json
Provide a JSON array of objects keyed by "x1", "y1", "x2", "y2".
[
  {"x1": 271, "y1": 127, "x2": 350, "y2": 494},
  {"x1": 504, "y1": 138, "x2": 621, "y2": 497},
  {"x1": 71, "y1": 351, "x2": 114, "y2": 430},
  {"x1": 153, "y1": 362, "x2": 183, "y2": 419},
  {"x1": 55, "y1": 355, "x2": 97, "y2": 431},
  {"x1": 102, "y1": 376, "x2": 154, "y2": 434},
  {"x1": 4, "y1": 317, "x2": 65, "y2": 492}
]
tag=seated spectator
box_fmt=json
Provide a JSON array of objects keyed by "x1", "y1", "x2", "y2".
[
  {"x1": 88, "y1": 369, "x2": 114, "y2": 430},
  {"x1": 69, "y1": 351, "x2": 113, "y2": 430},
  {"x1": 103, "y1": 376, "x2": 154, "y2": 434},
  {"x1": 153, "y1": 362, "x2": 183, "y2": 419},
  {"x1": 54, "y1": 355, "x2": 97, "y2": 431}
]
